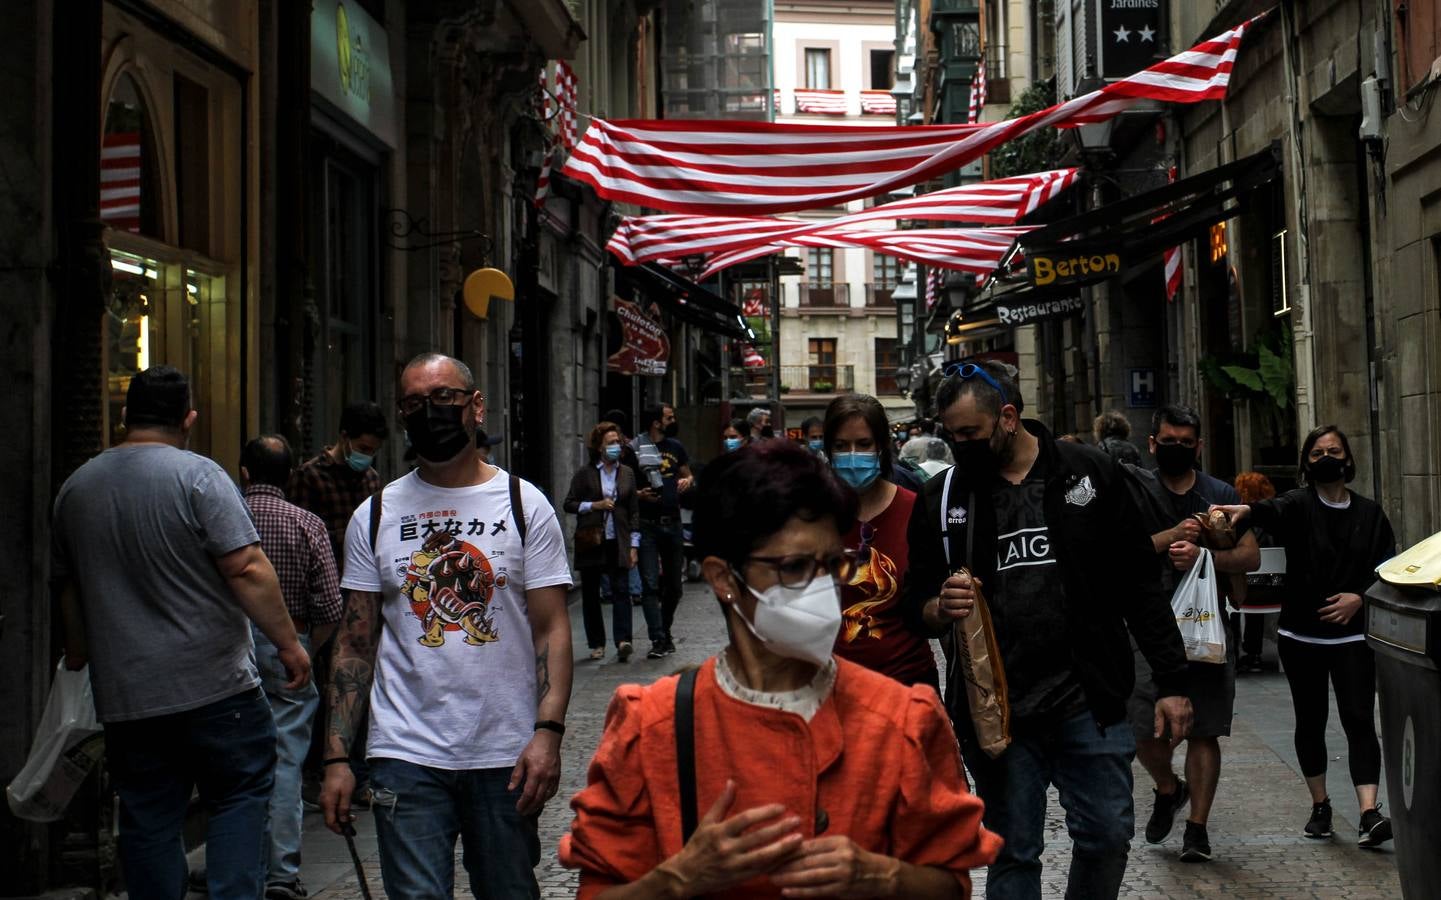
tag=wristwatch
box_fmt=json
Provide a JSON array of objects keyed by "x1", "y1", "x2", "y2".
[{"x1": 535, "y1": 719, "x2": 566, "y2": 736}]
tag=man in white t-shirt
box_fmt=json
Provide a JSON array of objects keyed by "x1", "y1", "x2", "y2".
[{"x1": 318, "y1": 353, "x2": 574, "y2": 898}]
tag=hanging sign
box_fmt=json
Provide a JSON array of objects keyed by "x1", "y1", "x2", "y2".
[
  {"x1": 311, "y1": 0, "x2": 398, "y2": 147},
  {"x1": 1100, "y1": 0, "x2": 1165, "y2": 80},
  {"x1": 1026, "y1": 248, "x2": 1124, "y2": 288},
  {"x1": 995, "y1": 294, "x2": 1085, "y2": 327},
  {"x1": 608, "y1": 297, "x2": 670, "y2": 376}
]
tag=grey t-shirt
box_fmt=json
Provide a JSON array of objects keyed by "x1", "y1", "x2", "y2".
[{"x1": 52, "y1": 444, "x2": 261, "y2": 722}]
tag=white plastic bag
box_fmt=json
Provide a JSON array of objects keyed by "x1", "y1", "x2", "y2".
[
  {"x1": 1171, "y1": 548, "x2": 1227, "y2": 664},
  {"x1": 6, "y1": 661, "x2": 105, "y2": 822}
]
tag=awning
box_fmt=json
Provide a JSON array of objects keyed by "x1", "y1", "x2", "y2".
[
  {"x1": 620, "y1": 263, "x2": 756, "y2": 342},
  {"x1": 1011, "y1": 145, "x2": 1281, "y2": 291}
]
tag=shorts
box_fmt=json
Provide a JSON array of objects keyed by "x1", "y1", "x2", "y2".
[{"x1": 1127, "y1": 634, "x2": 1236, "y2": 740}]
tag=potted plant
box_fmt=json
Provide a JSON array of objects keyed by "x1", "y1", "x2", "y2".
[
  {"x1": 812, "y1": 379, "x2": 835, "y2": 393},
  {"x1": 1199, "y1": 324, "x2": 1297, "y2": 465}
]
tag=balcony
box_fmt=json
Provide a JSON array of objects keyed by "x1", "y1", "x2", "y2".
[
  {"x1": 798, "y1": 282, "x2": 850, "y2": 308},
  {"x1": 865, "y1": 283, "x2": 897, "y2": 307},
  {"x1": 780, "y1": 364, "x2": 855, "y2": 395}
]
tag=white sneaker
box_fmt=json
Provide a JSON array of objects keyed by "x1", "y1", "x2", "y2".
[{"x1": 617, "y1": 641, "x2": 633, "y2": 662}]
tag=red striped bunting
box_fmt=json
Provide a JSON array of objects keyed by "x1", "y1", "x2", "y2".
[{"x1": 101, "y1": 131, "x2": 142, "y2": 233}]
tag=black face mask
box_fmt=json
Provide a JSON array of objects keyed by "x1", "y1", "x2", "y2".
[
  {"x1": 663, "y1": 421, "x2": 679, "y2": 438},
  {"x1": 404, "y1": 403, "x2": 472, "y2": 463},
  {"x1": 1307, "y1": 455, "x2": 1347, "y2": 485},
  {"x1": 1154, "y1": 442, "x2": 1197, "y2": 477},
  {"x1": 759, "y1": 425, "x2": 774, "y2": 439},
  {"x1": 951, "y1": 436, "x2": 1000, "y2": 482}
]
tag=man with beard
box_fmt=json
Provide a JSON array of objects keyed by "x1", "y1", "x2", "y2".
[
  {"x1": 1122, "y1": 405, "x2": 1259, "y2": 864},
  {"x1": 318, "y1": 353, "x2": 573, "y2": 898},
  {"x1": 903, "y1": 360, "x2": 1192, "y2": 900}
]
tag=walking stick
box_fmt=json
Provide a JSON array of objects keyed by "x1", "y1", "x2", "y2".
[{"x1": 340, "y1": 822, "x2": 375, "y2": 900}]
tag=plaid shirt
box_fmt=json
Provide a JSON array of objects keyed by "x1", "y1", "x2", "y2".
[
  {"x1": 243, "y1": 484, "x2": 343, "y2": 624},
  {"x1": 288, "y1": 451, "x2": 380, "y2": 566}
]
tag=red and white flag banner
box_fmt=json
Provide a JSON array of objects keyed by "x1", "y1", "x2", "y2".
[
  {"x1": 861, "y1": 91, "x2": 897, "y2": 116},
  {"x1": 1160, "y1": 165, "x2": 1182, "y2": 301},
  {"x1": 794, "y1": 88, "x2": 848, "y2": 115},
  {"x1": 562, "y1": 15, "x2": 1263, "y2": 215},
  {"x1": 556, "y1": 61, "x2": 579, "y2": 150},
  {"x1": 101, "y1": 131, "x2": 142, "y2": 233},
  {"x1": 606, "y1": 169, "x2": 1077, "y2": 268},
  {"x1": 968, "y1": 56, "x2": 988, "y2": 123}
]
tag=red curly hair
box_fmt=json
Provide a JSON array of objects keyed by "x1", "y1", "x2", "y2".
[{"x1": 1233, "y1": 471, "x2": 1276, "y2": 505}]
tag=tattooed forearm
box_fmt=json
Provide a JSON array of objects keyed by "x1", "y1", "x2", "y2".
[
  {"x1": 325, "y1": 590, "x2": 382, "y2": 757},
  {"x1": 535, "y1": 644, "x2": 552, "y2": 704}
]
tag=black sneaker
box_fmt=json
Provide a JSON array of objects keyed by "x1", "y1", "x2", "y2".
[
  {"x1": 1145, "y1": 779, "x2": 1190, "y2": 844},
  {"x1": 265, "y1": 880, "x2": 309, "y2": 900},
  {"x1": 1179, "y1": 821, "x2": 1212, "y2": 862},
  {"x1": 662, "y1": 636, "x2": 677, "y2": 656},
  {"x1": 1237, "y1": 654, "x2": 1264, "y2": 674},
  {"x1": 1358, "y1": 806, "x2": 1393, "y2": 848},
  {"x1": 1304, "y1": 798, "x2": 1333, "y2": 839},
  {"x1": 646, "y1": 643, "x2": 666, "y2": 660}
]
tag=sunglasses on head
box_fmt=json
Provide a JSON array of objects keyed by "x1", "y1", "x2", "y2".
[{"x1": 943, "y1": 362, "x2": 1008, "y2": 404}]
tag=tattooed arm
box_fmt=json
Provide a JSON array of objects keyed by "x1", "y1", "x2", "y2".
[
  {"x1": 509, "y1": 583, "x2": 573, "y2": 816},
  {"x1": 318, "y1": 589, "x2": 382, "y2": 834}
]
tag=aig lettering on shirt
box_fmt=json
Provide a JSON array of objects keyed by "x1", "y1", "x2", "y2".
[
  {"x1": 390, "y1": 509, "x2": 515, "y2": 649},
  {"x1": 997, "y1": 527, "x2": 1056, "y2": 571}
]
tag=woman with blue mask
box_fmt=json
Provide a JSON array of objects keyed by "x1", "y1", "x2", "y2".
[
  {"x1": 563, "y1": 421, "x2": 642, "y2": 662},
  {"x1": 720, "y1": 418, "x2": 749, "y2": 454},
  {"x1": 824, "y1": 394, "x2": 939, "y2": 689},
  {"x1": 800, "y1": 416, "x2": 826, "y2": 458}
]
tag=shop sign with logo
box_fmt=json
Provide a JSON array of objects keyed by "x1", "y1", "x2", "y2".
[
  {"x1": 312, "y1": 0, "x2": 398, "y2": 147},
  {"x1": 995, "y1": 294, "x2": 1085, "y2": 327},
  {"x1": 1026, "y1": 249, "x2": 1124, "y2": 287},
  {"x1": 1100, "y1": 0, "x2": 1164, "y2": 79},
  {"x1": 608, "y1": 297, "x2": 671, "y2": 376}
]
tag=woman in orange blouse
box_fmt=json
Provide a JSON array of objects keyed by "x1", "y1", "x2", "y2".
[{"x1": 560, "y1": 441, "x2": 1000, "y2": 898}]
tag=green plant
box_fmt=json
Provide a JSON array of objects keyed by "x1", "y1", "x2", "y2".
[
  {"x1": 1199, "y1": 324, "x2": 1296, "y2": 449},
  {"x1": 990, "y1": 79, "x2": 1068, "y2": 179},
  {"x1": 813, "y1": 380, "x2": 834, "y2": 392}
]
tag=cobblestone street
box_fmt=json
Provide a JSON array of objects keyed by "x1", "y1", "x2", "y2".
[{"x1": 298, "y1": 583, "x2": 1401, "y2": 899}]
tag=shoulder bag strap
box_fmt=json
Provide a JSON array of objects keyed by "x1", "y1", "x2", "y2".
[
  {"x1": 368, "y1": 486, "x2": 384, "y2": 554},
  {"x1": 675, "y1": 666, "x2": 699, "y2": 844},
  {"x1": 939, "y1": 467, "x2": 956, "y2": 565},
  {"x1": 510, "y1": 474, "x2": 528, "y2": 547}
]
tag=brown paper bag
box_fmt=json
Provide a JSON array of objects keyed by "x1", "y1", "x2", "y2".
[
  {"x1": 950, "y1": 568, "x2": 1012, "y2": 758},
  {"x1": 1192, "y1": 509, "x2": 1237, "y2": 550}
]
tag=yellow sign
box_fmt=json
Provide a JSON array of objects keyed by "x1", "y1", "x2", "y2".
[
  {"x1": 462, "y1": 268, "x2": 515, "y2": 320},
  {"x1": 335, "y1": 2, "x2": 370, "y2": 102},
  {"x1": 1029, "y1": 252, "x2": 1122, "y2": 287},
  {"x1": 1209, "y1": 221, "x2": 1228, "y2": 264}
]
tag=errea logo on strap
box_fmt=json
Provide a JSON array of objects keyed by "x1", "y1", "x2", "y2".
[{"x1": 947, "y1": 505, "x2": 968, "y2": 526}]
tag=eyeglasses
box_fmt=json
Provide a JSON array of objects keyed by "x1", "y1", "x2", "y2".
[
  {"x1": 739, "y1": 550, "x2": 861, "y2": 589},
  {"x1": 398, "y1": 387, "x2": 475, "y2": 416},
  {"x1": 943, "y1": 362, "x2": 1007, "y2": 404}
]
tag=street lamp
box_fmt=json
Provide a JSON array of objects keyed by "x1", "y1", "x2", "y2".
[{"x1": 1071, "y1": 76, "x2": 1115, "y2": 163}]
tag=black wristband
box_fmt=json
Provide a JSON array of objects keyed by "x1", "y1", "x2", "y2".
[
  {"x1": 535, "y1": 719, "x2": 566, "y2": 736},
  {"x1": 322, "y1": 757, "x2": 352, "y2": 767}
]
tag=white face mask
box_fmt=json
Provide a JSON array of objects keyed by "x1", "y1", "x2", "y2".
[{"x1": 731, "y1": 569, "x2": 843, "y2": 668}]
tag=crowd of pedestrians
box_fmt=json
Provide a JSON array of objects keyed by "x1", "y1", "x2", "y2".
[{"x1": 50, "y1": 354, "x2": 1402, "y2": 899}]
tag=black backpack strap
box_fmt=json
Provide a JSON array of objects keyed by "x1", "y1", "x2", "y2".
[
  {"x1": 368, "y1": 486, "x2": 384, "y2": 554},
  {"x1": 675, "y1": 667, "x2": 699, "y2": 844},
  {"x1": 509, "y1": 474, "x2": 527, "y2": 547}
]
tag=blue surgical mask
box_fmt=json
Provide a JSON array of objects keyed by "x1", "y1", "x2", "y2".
[
  {"x1": 808, "y1": 439, "x2": 824, "y2": 452},
  {"x1": 832, "y1": 451, "x2": 881, "y2": 491},
  {"x1": 724, "y1": 437, "x2": 743, "y2": 452},
  {"x1": 604, "y1": 444, "x2": 622, "y2": 461},
  {"x1": 346, "y1": 450, "x2": 374, "y2": 472}
]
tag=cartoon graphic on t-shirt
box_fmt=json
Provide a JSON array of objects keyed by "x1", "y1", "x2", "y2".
[
  {"x1": 402, "y1": 530, "x2": 502, "y2": 647},
  {"x1": 841, "y1": 547, "x2": 900, "y2": 643}
]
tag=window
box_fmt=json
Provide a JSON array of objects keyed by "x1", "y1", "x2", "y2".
[
  {"x1": 174, "y1": 73, "x2": 212, "y2": 254},
  {"x1": 807, "y1": 248, "x2": 834, "y2": 284},
  {"x1": 808, "y1": 337, "x2": 838, "y2": 390},
  {"x1": 874, "y1": 338, "x2": 900, "y2": 394},
  {"x1": 102, "y1": 73, "x2": 162, "y2": 238},
  {"x1": 805, "y1": 48, "x2": 832, "y2": 89},
  {"x1": 872, "y1": 254, "x2": 900, "y2": 286},
  {"x1": 870, "y1": 50, "x2": 895, "y2": 90}
]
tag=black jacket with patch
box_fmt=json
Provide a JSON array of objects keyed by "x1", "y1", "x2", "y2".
[{"x1": 902, "y1": 420, "x2": 1189, "y2": 743}]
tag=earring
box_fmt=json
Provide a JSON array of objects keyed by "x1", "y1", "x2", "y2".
[{"x1": 724, "y1": 593, "x2": 733, "y2": 600}]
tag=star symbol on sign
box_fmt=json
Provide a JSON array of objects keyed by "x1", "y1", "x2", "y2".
[
  {"x1": 1138, "y1": 25, "x2": 1156, "y2": 43},
  {"x1": 1113, "y1": 24, "x2": 1132, "y2": 43}
]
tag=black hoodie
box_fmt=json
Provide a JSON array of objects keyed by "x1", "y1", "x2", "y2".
[{"x1": 902, "y1": 420, "x2": 1188, "y2": 745}]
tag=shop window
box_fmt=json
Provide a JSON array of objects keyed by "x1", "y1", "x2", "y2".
[
  {"x1": 102, "y1": 74, "x2": 162, "y2": 238},
  {"x1": 174, "y1": 73, "x2": 212, "y2": 254},
  {"x1": 805, "y1": 48, "x2": 832, "y2": 89},
  {"x1": 870, "y1": 50, "x2": 895, "y2": 90},
  {"x1": 105, "y1": 250, "x2": 160, "y2": 446}
]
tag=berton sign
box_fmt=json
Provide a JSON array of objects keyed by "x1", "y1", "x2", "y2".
[{"x1": 1027, "y1": 250, "x2": 1124, "y2": 287}]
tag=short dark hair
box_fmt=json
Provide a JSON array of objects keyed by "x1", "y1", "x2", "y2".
[
  {"x1": 340, "y1": 401, "x2": 389, "y2": 440},
  {"x1": 1299, "y1": 424, "x2": 1356, "y2": 484},
  {"x1": 1094, "y1": 410, "x2": 1131, "y2": 442},
  {"x1": 723, "y1": 418, "x2": 750, "y2": 440},
  {"x1": 934, "y1": 360, "x2": 1023, "y2": 420},
  {"x1": 823, "y1": 393, "x2": 895, "y2": 478},
  {"x1": 241, "y1": 434, "x2": 293, "y2": 487},
  {"x1": 692, "y1": 440, "x2": 857, "y2": 568},
  {"x1": 641, "y1": 405, "x2": 667, "y2": 433},
  {"x1": 800, "y1": 416, "x2": 824, "y2": 435},
  {"x1": 1150, "y1": 404, "x2": 1201, "y2": 438},
  {"x1": 603, "y1": 408, "x2": 630, "y2": 437},
  {"x1": 124, "y1": 365, "x2": 190, "y2": 430}
]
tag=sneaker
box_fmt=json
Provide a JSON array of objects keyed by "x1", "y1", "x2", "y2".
[
  {"x1": 1237, "y1": 654, "x2": 1265, "y2": 674},
  {"x1": 589, "y1": 647, "x2": 605, "y2": 661},
  {"x1": 1358, "y1": 806, "x2": 1393, "y2": 848},
  {"x1": 662, "y1": 636, "x2": 677, "y2": 656},
  {"x1": 1179, "y1": 821, "x2": 1212, "y2": 862},
  {"x1": 646, "y1": 643, "x2": 666, "y2": 660},
  {"x1": 1304, "y1": 798, "x2": 1333, "y2": 839},
  {"x1": 1144, "y1": 779, "x2": 1190, "y2": 844},
  {"x1": 265, "y1": 880, "x2": 309, "y2": 900},
  {"x1": 617, "y1": 641, "x2": 633, "y2": 662}
]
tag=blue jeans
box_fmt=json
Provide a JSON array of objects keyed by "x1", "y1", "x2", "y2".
[
  {"x1": 104, "y1": 686, "x2": 277, "y2": 900},
  {"x1": 253, "y1": 626, "x2": 319, "y2": 883},
  {"x1": 369, "y1": 758, "x2": 541, "y2": 899},
  {"x1": 963, "y1": 708, "x2": 1136, "y2": 900},
  {"x1": 638, "y1": 518, "x2": 684, "y2": 642}
]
